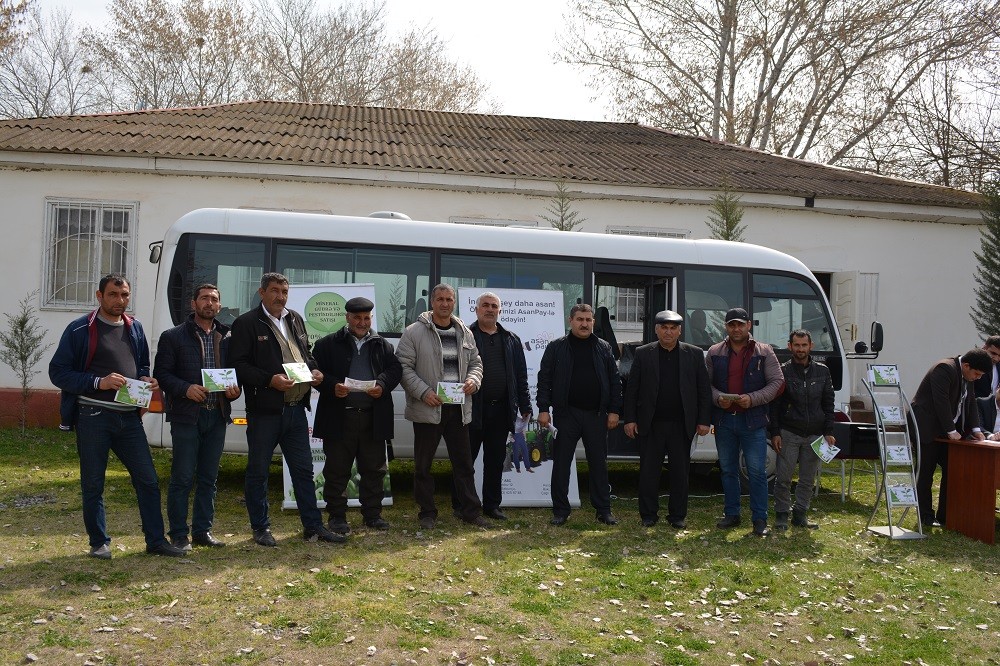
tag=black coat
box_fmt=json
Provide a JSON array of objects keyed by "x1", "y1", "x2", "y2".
[
  {"x1": 622, "y1": 341, "x2": 711, "y2": 442},
  {"x1": 153, "y1": 315, "x2": 235, "y2": 424},
  {"x1": 977, "y1": 395, "x2": 998, "y2": 434},
  {"x1": 469, "y1": 321, "x2": 532, "y2": 430},
  {"x1": 911, "y1": 356, "x2": 980, "y2": 444},
  {"x1": 536, "y1": 334, "x2": 623, "y2": 416},
  {"x1": 768, "y1": 357, "x2": 835, "y2": 438},
  {"x1": 311, "y1": 327, "x2": 401, "y2": 442},
  {"x1": 229, "y1": 305, "x2": 317, "y2": 415}
]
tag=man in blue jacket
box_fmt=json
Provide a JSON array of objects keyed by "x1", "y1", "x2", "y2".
[
  {"x1": 48, "y1": 273, "x2": 185, "y2": 559},
  {"x1": 537, "y1": 304, "x2": 622, "y2": 526},
  {"x1": 154, "y1": 284, "x2": 241, "y2": 550}
]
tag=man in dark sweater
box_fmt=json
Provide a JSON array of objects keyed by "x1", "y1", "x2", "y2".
[
  {"x1": 768, "y1": 329, "x2": 835, "y2": 530},
  {"x1": 537, "y1": 304, "x2": 622, "y2": 526},
  {"x1": 312, "y1": 297, "x2": 402, "y2": 534}
]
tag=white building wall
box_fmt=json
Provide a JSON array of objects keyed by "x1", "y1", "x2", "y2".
[{"x1": 0, "y1": 164, "x2": 983, "y2": 399}]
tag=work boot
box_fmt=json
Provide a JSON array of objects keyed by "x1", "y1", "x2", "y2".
[
  {"x1": 774, "y1": 511, "x2": 789, "y2": 531},
  {"x1": 792, "y1": 508, "x2": 818, "y2": 529}
]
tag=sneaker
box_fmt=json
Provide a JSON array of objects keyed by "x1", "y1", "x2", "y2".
[
  {"x1": 171, "y1": 536, "x2": 193, "y2": 552},
  {"x1": 303, "y1": 525, "x2": 347, "y2": 543},
  {"x1": 716, "y1": 515, "x2": 741, "y2": 529},
  {"x1": 364, "y1": 517, "x2": 390, "y2": 530},
  {"x1": 146, "y1": 541, "x2": 187, "y2": 557},
  {"x1": 88, "y1": 543, "x2": 111, "y2": 560},
  {"x1": 253, "y1": 528, "x2": 277, "y2": 547},
  {"x1": 419, "y1": 516, "x2": 437, "y2": 530},
  {"x1": 752, "y1": 520, "x2": 770, "y2": 537},
  {"x1": 327, "y1": 517, "x2": 351, "y2": 535},
  {"x1": 774, "y1": 511, "x2": 789, "y2": 531}
]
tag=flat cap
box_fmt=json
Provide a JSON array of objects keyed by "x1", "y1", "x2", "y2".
[
  {"x1": 725, "y1": 307, "x2": 749, "y2": 323},
  {"x1": 654, "y1": 310, "x2": 683, "y2": 325},
  {"x1": 345, "y1": 296, "x2": 374, "y2": 313}
]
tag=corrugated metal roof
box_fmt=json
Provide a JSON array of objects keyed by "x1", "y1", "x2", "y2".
[{"x1": 0, "y1": 100, "x2": 981, "y2": 208}]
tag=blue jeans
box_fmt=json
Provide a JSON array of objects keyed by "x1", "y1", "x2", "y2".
[
  {"x1": 244, "y1": 404, "x2": 322, "y2": 531},
  {"x1": 715, "y1": 413, "x2": 768, "y2": 523},
  {"x1": 75, "y1": 404, "x2": 166, "y2": 548},
  {"x1": 167, "y1": 408, "x2": 227, "y2": 539}
]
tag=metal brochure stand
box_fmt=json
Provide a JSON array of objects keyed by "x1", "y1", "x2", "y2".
[{"x1": 863, "y1": 364, "x2": 926, "y2": 539}]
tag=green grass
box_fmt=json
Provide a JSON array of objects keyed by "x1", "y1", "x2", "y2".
[{"x1": 0, "y1": 427, "x2": 998, "y2": 664}]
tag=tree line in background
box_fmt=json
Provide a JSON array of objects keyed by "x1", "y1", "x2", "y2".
[
  {"x1": 0, "y1": 0, "x2": 496, "y2": 119},
  {"x1": 560, "y1": 0, "x2": 1000, "y2": 191}
]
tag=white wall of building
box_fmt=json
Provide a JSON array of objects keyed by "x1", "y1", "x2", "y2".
[{"x1": 0, "y1": 162, "x2": 983, "y2": 399}]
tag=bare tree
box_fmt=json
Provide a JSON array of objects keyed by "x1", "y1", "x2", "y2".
[
  {"x1": 0, "y1": 0, "x2": 29, "y2": 54},
  {"x1": 0, "y1": 7, "x2": 100, "y2": 118},
  {"x1": 85, "y1": 0, "x2": 259, "y2": 111},
  {"x1": 559, "y1": 0, "x2": 998, "y2": 171}
]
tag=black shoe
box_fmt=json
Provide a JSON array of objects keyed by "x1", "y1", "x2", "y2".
[
  {"x1": 465, "y1": 515, "x2": 490, "y2": 528},
  {"x1": 774, "y1": 511, "x2": 789, "y2": 531},
  {"x1": 253, "y1": 529, "x2": 277, "y2": 547},
  {"x1": 716, "y1": 515, "x2": 741, "y2": 529},
  {"x1": 550, "y1": 514, "x2": 568, "y2": 526},
  {"x1": 669, "y1": 519, "x2": 686, "y2": 529},
  {"x1": 192, "y1": 532, "x2": 226, "y2": 547},
  {"x1": 170, "y1": 536, "x2": 192, "y2": 552},
  {"x1": 304, "y1": 525, "x2": 347, "y2": 543},
  {"x1": 641, "y1": 517, "x2": 658, "y2": 528},
  {"x1": 596, "y1": 512, "x2": 619, "y2": 525},
  {"x1": 484, "y1": 508, "x2": 508, "y2": 521},
  {"x1": 419, "y1": 516, "x2": 437, "y2": 530},
  {"x1": 364, "y1": 517, "x2": 390, "y2": 530},
  {"x1": 147, "y1": 541, "x2": 187, "y2": 557},
  {"x1": 791, "y1": 509, "x2": 818, "y2": 529},
  {"x1": 327, "y1": 517, "x2": 351, "y2": 535},
  {"x1": 752, "y1": 520, "x2": 770, "y2": 537}
]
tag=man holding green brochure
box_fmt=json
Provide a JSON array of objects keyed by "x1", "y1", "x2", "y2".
[{"x1": 768, "y1": 329, "x2": 835, "y2": 530}]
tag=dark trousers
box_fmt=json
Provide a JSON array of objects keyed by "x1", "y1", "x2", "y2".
[
  {"x1": 638, "y1": 420, "x2": 689, "y2": 522},
  {"x1": 916, "y1": 434, "x2": 948, "y2": 524},
  {"x1": 75, "y1": 404, "x2": 166, "y2": 549},
  {"x1": 167, "y1": 408, "x2": 227, "y2": 539},
  {"x1": 322, "y1": 408, "x2": 387, "y2": 521},
  {"x1": 244, "y1": 404, "x2": 322, "y2": 532},
  {"x1": 550, "y1": 406, "x2": 611, "y2": 517},
  {"x1": 453, "y1": 399, "x2": 510, "y2": 513},
  {"x1": 413, "y1": 405, "x2": 482, "y2": 521}
]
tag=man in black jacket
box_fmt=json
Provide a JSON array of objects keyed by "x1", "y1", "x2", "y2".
[
  {"x1": 452, "y1": 292, "x2": 532, "y2": 521},
  {"x1": 973, "y1": 335, "x2": 1000, "y2": 398},
  {"x1": 154, "y1": 284, "x2": 241, "y2": 550},
  {"x1": 537, "y1": 304, "x2": 622, "y2": 526},
  {"x1": 768, "y1": 329, "x2": 835, "y2": 530},
  {"x1": 312, "y1": 297, "x2": 402, "y2": 534},
  {"x1": 229, "y1": 273, "x2": 343, "y2": 547},
  {"x1": 623, "y1": 310, "x2": 711, "y2": 529}
]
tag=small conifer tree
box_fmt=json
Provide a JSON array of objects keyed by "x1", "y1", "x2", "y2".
[
  {"x1": 541, "y1": 181, "x2": 587, "y2": 231},
  {"x1": 0, "y1": 292, "x2": 52, "y2": 434},
  {"x1": 972, "y1": 180, "x2": 1000, "y2": 337},
  {"x1": 706, "y1": 180, "x2": 747, "y2": 242}
]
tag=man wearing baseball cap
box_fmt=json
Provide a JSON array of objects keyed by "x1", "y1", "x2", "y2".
[
  {"x1": 312, "y1": 296, "x2": 402, "y2": 534},
  {"x1": 705, "y1": 307, "x2": 784, "y2": 536}
]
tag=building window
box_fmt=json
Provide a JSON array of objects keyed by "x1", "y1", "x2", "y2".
[
  {"x1": 43, "y1": 200, "x2": 138, "y2": 309},
  {"x1": 450, "y1": 217, "x2": 538, "y2": 227},
  {"x1": 606, "y1": 224, "x2": 690, "y2": 238}
]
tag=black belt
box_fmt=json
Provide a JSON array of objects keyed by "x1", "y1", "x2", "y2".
[
  {"x1": 345, "y1": 406, "x2": 372, "y2": 412},
  {"x1": 201, "y1": 404, "x2": 218, "y2": 410}
]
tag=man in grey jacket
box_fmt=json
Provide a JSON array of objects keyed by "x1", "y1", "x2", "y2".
[{"x1": 397, "y1": 283, "x2": 487, "y2": 530}]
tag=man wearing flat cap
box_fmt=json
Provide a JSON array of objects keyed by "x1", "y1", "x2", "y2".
[
  {"x1": 705, "y1": 307, "x2": 784, "y2": 537},
  {"x1": 623, "y1": 310, "x2": 711, "y2": 528},
  {"x1": 312, "y1": 296, "x2": 402, "y2": 534}
]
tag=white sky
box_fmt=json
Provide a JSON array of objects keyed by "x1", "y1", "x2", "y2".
[{"x1": 32, "y1": 0, "x2": 610, "y2": 121}]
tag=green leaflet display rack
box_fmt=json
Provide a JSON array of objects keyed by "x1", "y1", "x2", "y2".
[{"x1": 863, "y1": 364, "x2": 926, "y2": 540}]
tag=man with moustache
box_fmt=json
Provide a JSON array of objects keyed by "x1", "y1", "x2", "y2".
[
  {"x1": 154, "y1": 284, "x2": 241, "y2": 550},
  {"x1": 623, "y1": 310, "x2": 711, "y2": 529},
  {"x1": 452, "y1": 291, "x2": 532, "y2": 521},
  {"x1": 768, "y1": 329, "x2": 835, "y2": 531},
  {"x1": 49, "y1": 273, "x2": 185, "y2": 559},
  {"x1": 537, "y1": 303, "x2": 623, "y2": 526},
  {"x1": 312, "y1": 296, "x2": 402, "y2": 534},
  {"x1": 705, "y1": 307, "x2": 784, "y2": 537},
  {"x1": 972, "y1": 335, "x2": 1000, "y2": 398},
  {"x1": 229, "y1": 273, "x2": 344, "y2": 546}
]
